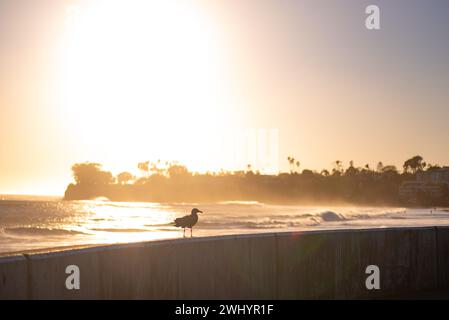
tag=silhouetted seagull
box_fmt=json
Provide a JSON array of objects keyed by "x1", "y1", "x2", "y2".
[{"x1": 174, "y1": 208, "x2": 202, "y2": 238}]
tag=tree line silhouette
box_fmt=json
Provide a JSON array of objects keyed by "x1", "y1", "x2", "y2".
[{"x1": 64, "y1": 155, "x2": 449, "y2": 206}]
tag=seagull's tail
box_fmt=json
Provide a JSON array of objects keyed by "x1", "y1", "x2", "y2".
[{"x1": 173, "y1": 218, "x2": 182, "y2": 227}]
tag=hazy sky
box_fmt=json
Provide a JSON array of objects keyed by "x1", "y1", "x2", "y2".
[{"x1": 1, "y1": 0, "x2": 449, "y2": 195}]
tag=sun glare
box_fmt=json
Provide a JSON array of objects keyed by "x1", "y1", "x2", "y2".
[{"x1": 57, "y1": 0, "x2": 237, "y2": 173}]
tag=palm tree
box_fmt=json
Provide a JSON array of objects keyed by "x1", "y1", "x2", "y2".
[
  {"x1": 287, "y1": 156, "x2": 299, "y2": 173},
  {"x1": 137, "y1": 161, "x2": 150, "y2": 177},
  {"x1": 332, "y1": 160, "x2": 343, "y2": 175},
  {"x1": 376, "y1": 161, "x2": 384, "y2": 172}
]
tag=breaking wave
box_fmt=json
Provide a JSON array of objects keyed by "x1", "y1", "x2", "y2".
[{"x1": 313, "y1": 211, "x2": 346, "y2": 222}]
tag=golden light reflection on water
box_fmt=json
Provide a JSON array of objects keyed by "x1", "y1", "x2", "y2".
[{"x1": 76, "y1": 201, "x2": 181, "y2": 245}]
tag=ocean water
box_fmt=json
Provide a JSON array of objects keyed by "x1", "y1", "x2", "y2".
[{"x1": 1, "y1": 196, "x2": 449, "y2": 254}]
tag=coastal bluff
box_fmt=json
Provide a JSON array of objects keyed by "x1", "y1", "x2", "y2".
[{"x1": 1, "y1": 226, "x2": 449, "y2": 299}]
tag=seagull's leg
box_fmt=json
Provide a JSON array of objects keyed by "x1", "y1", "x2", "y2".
[
  {"x1": 191, "y1": 227, "x2": 193, "y2": 238},
  {"x1": 183, "y1": 228, "x2": 185, "y2": 238}
]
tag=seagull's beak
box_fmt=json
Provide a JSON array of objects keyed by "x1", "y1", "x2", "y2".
[{"x1": 198, "y1": 210, "x2": 203, "y2": 214}]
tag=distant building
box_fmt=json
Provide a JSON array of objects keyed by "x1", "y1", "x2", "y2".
[
  {"x1": 416, "y1": 167, "x2": 449, "y2": 184},
  {"x1": 399, "y1": 168, "x2": 449, "y2": 202}
]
